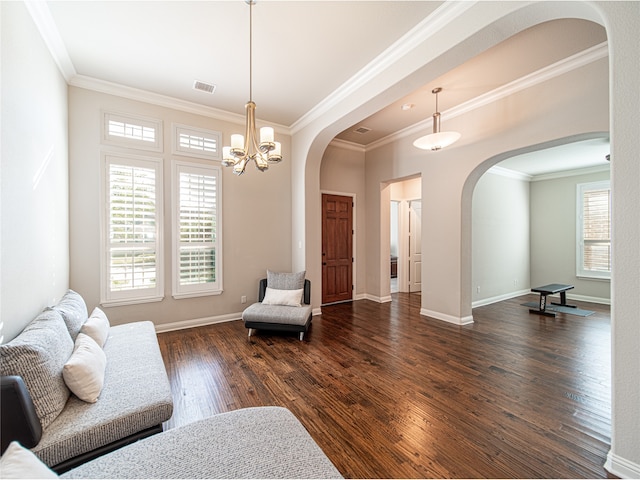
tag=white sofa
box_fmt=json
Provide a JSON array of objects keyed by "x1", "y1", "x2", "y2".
[{"x1": 0, "y1": 290, "x2": 173, "y2": 473}]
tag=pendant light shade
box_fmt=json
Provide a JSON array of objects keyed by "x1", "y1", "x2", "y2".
[{"x1": 413, "y1": 87, "x2": 461, "y2": 151}]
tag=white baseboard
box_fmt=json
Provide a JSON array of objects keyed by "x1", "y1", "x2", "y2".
[
  {"x1": 420, "y1": 308, "x2": 474, "y2": 325},
  {"x1": 155, "y1": 312, "x2": 240, "y2": 333},
  {"x1": 566, "y1": 293, "x2": 611, "y2": 305},
  {"x1": 472, "y1": 290, "x2": 611, "y2": 308},
  {"x1": 472, "y1": 289, "x2": 530, "y2": 308},
  {"x1": 605, "y1": 450, "x2": 640, "y2": 479},
  {"x1": 363, "y1": 293, "x2": 392, "y2": 303}
]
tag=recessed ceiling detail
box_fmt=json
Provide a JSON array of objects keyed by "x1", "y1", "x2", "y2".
[{"x1": 193, "y1": 80, "x2": 216, "y2": 94}]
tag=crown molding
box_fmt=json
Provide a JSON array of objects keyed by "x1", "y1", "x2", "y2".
[
  {"x1": 24, "y1": 0, "x2": 76, "y2": 81},
  {"x1": 290, "y1": 1, "x2": 477, "y2": 134},
  {"x1": 487, "y1": 165, "x2": 532, "y2": 182},
  {"x1": 366, "y1": 42, "x2": 609, "y2": 151},
  {"x1": 529, "y1": 164, "x2": 610, "y2": 182},
  {"x1": 70, "y1": 75, "x2": 291, "y2": 134},
  {"x1": 328, "y1": 138, "x2": 366, "y2": 153}
]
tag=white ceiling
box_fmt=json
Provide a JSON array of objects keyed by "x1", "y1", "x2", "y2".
[{"x1": 39, "y1": 1, "x2": 610, "y2": 176}]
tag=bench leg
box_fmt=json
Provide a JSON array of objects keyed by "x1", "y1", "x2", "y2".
[
  {"x1": 551, "y1": 291, "x2": 577, "y2": 308},
  {"x1": 529, "y1": 293, "x2": 556, "y2": 317},
  {"x1": 299, "y1": 332, "x2": 304, "y2": 341},
  {"x1": 247, "y1": 328, "x2": 255, "y2": 338}
]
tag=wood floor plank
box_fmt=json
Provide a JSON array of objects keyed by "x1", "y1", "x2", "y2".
[{"x1": 158, "y1": 293, "x2": 614, "y2": 478}]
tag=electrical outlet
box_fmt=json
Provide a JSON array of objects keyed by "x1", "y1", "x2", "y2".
[
  {"x1": 476, "y1": 286, "x2": 480, "y2": 293},
  {"x1": 241, "y1": 295, "x2": 247, "y2": 304}
]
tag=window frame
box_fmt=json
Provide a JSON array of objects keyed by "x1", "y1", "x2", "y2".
[
  {"x1": 172, "y1": 123, "x2": 221, "y2": 160},
  {"x1": 171, "y1": 160, "x2": 223, "y2": 299},
  {"x1": 100, "y1": 152, "x2": 164, "y2": 306},
  {"x1": 576, "y1": 180, "x2": 611, "y2": 280},
  {"x1": 102, "y1": 111, "x2": 163, "y2": 152}
]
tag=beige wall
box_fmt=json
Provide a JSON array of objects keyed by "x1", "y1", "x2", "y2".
[
  {"x1": 1, "y1": 2, "x2": 69, "y2": 342},
  {"x1": 472, "y1": 171, "x2": 530, "y2": 305},
  {"x1": 319, "y1": 144, "x2": 366, "y2": 298},
  {"x1": 530, "y1": 168, "x2": 610, "y2": 302},
  {"x1": 68, "y1": 87, "x2": 293, "y2": 330}
]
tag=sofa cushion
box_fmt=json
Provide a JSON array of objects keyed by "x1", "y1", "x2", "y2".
[
  {"x1": 0, "y1": 310, "x2": 73, "y2": 429},
  {"x1": 80, "y1": 308, "x2": 110, "y2": 348},
  {"x1": 32, "y1": 321, "x2": 173, "y2": 468},
  {"x1": 243, "y1": 303, "x2": 312, "y2": 327},
  {"x1": 0, "y1": 442, "x2": 58, "y2": 479},
  {"x1": 63, "y1": 334, "x2": 107, "y2": 403},
  {"x1": 261, "y1": 287, "x2": 304, "y2": 307},
  {"x1": 61, "y1": 407, "x2": 342, "y2": 479},
  {"x1": 51, "y1": 290, "x2": 88, "y2": 341},
  {"x1": 266, "y1": 270, "x2": 305, "y2": 290}
]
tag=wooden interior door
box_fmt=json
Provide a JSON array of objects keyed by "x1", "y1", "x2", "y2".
[
  {"x1": 322, "y1": 194, "x2": 353, "y2": 304},
  {"x1": 408, "y1": 200, "x2": 422, "y2": 293}
]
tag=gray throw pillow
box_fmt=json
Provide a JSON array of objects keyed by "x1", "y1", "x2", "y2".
[
  {"x1": 266, "y1": 270, "x2": 306, "y2": 290},
  {"x1": 51, "y1": 289, "x2": 88, "y2": 340},
  {"x1": 0, "y1": 309, "x2": 73, "y2": 429}
]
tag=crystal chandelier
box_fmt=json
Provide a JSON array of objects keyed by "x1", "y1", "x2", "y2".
[
  {"x1": 413, "y1": 87, "x2": 461, "y2": 151},
  {"x1": 222, "y1": 0, "x2": 282, "y2": 175}
]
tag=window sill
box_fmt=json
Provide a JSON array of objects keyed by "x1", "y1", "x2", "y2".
[
  {"x1": 172, "y1": 290, "x2": 223, "y2": 300},
  {"x1": 576, "y1": 275, "x2": 611, "y2": 282},
  {"x1": 100, "y1": 295, "x2": 165, "y2": 308}
]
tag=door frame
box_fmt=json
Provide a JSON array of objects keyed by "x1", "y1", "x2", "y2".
[{"x1": 321, "y1": 190, "x2": 357, "y2": 302}]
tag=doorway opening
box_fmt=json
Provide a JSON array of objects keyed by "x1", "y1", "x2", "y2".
[{"x1": 389, "y1": 176, "x2": 422, "y2": 296}]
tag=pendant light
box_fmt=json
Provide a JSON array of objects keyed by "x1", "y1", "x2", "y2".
[{"x1": 413, "y1": 87, "x2": 461, "y2": 151}]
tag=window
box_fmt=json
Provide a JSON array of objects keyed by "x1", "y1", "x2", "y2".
[
  {"x1": 172, "y1": 161, "x2": 222, "y2": 298},
  {"x1": 102, "y1": 112, "x2": 163, "y2": 152},
  {"x1": 101, "y1": 153, "x2": 164, "y2": 305},
  {"x1": 172, "y1": 124, "x2": 221, "y2": 160},
  {"x1": 577, "y1": 180, "x2": 611, "y2": 279}
]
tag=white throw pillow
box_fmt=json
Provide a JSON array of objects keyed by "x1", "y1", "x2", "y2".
[
  {"x1": 62, "y1": 333, "x2": 107, "y2": 403},
  {"x1": 0, "y1": 441, "x2": 58, "y2": 479},
  {"x1": 262, "y1": 287, "x2": 304, "y2": 307},
  {"x1": 80, "y1": 307, "x2": 110, "y2": 347}
]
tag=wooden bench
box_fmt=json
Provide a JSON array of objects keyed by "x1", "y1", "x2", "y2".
[{"x1": 529, "y1": 283, "x2": 575, "y2": 317}]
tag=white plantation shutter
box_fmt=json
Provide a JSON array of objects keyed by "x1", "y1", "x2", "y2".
[
  {"x1": 172, "y1": 161, "x2": 222, "y2": 298},
  {"x1": 577, "y1": 181, "x2": 611, "y2": 279},
  {"x1": 102, "y1": 154, "x2": 164, "y2": 304}
]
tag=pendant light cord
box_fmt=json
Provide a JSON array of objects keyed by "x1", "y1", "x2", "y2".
[{"x1": 249, "y1": 0, "x2": 253, "y2": 102}]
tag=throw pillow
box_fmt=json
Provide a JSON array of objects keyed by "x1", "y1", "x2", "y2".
[
  {"x1": 0, "y1": 309, "x2": 73, "y2": 429},
  {"x1": 0, "y1": 442, "x2": 58, "y2": 479},
  {"x1": 80, "y1": 307, "x2": 110, "y2": 348},
  {"x1": 62, "y1": 333, "x2": 107, "y2": 403},
  {"x1": 51, "y1": 290, "x2": 88, "y2": 341},
  {"x1": 266, "y1": 270, "x2": 305, "y2": 290},
  {"x1": 262, "y1": 287, "x2": 304, "y2": 307}
]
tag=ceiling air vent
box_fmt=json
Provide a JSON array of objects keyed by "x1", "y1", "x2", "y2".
[
  {"x1": 354, "y1": 126, "x2": 372, "y2": 134},
  {"x1": 193, "y1": 80, "x2": 216, "y2": 94}
]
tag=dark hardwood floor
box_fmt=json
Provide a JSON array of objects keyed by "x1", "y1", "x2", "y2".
[{"x1": 158, "y1": 293, "x2": 613, "y2": 478}]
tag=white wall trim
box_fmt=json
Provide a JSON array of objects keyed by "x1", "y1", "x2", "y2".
[
  {"x1": 290, "y1": 1, "x2": 476, "y2": 134},
  {"x1": 567, "y1": 293, "x2": 611, "y2": 306},
  {"x1": 472, "y1": 289, "x2": 530, "y2": 308},
  {"x1": 530, "y1": 164, "x2": 610, "y2": 182},
  {"x1": 364, "y1": 293, "x2": 392, "y2": 304},
  {"x1": 486, "y1": 166, "x2": 532, "y2": 182},
  {"x1": 367, "y1": 42, "x2": 608, "y2": 152},
  {"x1": 154, "y1": 312, "x2": 241, "y2": 334},
  {"x1": 421, "y1": 309, "x2": 474, "y2": 325},
  {"x1": 24, "y1": 0, "x2": 76, "y2": 81},
  {"x1": 605, "y1": 451, "x2": 640, "y2": 479}
]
